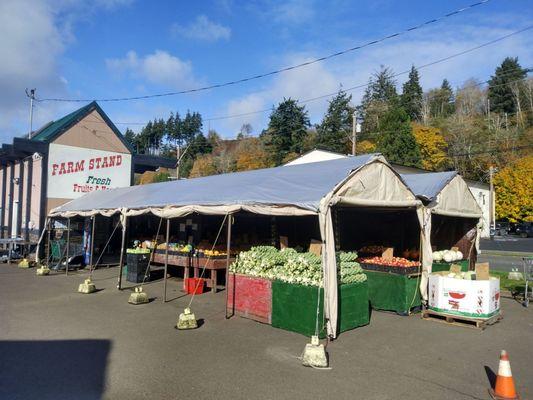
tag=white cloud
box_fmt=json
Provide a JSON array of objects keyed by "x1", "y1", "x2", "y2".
[
  {"x1": 0, "y1": 0, "x2": 133, "y2": 141},
  {"x1": 249, "y1": 0, "x2": 315, "y2": 26},
  {"x1": 219, "y1": 22, "x2": 533, "y2": 135},
  {"x1": 106, "y1": 50, "x2": 202, "y2": 90},
  {"x1": 221, "y1": 55, "x2": 340, "y2": 133},
  {"x1": 171, "y1": 15, "x2": 231, "y2": 42},
  {"x1": 0, "y1": 0, "x2": 68, "y2": 139},
  {"x1": 272, "y1": 0, "x2": 315, "y2": 25}
]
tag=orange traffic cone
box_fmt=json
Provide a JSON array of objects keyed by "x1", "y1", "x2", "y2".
[{"x1": 489, "y1": 350, "x2": 520, "y2": 400}]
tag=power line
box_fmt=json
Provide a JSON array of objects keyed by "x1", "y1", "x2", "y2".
[
  {"x1": 36, "y1": 0, "x2": 493, "y2": 103},
  {"x1": 80, "y1": 26, "x2": 532, "y2": 127}
]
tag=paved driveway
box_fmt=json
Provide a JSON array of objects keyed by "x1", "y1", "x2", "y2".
[{"x1": 1, "y1": 265, "x2": 531, "y2": 400}]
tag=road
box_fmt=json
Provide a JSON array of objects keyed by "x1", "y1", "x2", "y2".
[
  {"x1": 480, "y1": 236, "x2": 533, "y2": 253},
  {"x1": 479, "y1": 236, "x2": 532, "y2": 272}
]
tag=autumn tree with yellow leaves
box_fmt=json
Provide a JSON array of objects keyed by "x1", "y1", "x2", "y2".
[
  {"x1": 493, "y1": 155, "x2": 533, "y2": 222},
  {"x1": 412, "y1": 123, "x2": 449, "y2": 171}
]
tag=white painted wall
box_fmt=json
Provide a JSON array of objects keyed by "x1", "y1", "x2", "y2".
[{"x1": 466, "y1": 180, "x2": 491, "y2": 238}]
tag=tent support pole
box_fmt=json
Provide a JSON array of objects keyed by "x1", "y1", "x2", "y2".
[
  {"x1": 46, "y1": 218, "x2": 51, "y2": 265},
  {"x1": 118, "y1": 216, "x2": 127, "y2": 290},
  {"x1": 65, "y1": 218, "x2": 70, "y2": 276},
  {"x1": 225, "y1": 214, "x2": 233, "y2": 319},
  {"x1": 89, "y1": 215, "x2": 96, "y2": 270},
  {"x1": 163, "y1": 218, "x2": 170, "y2": 302}
]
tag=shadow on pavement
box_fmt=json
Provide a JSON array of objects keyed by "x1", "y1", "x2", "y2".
[
  {"x1": 484, "y1": 365, "x2": 496, "y2": 390},
  {"x1": 0, "y1": 339, "x2": 111, "y2": 400}
]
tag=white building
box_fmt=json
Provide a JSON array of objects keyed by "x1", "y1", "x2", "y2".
[{"x1": 285, "y1": 149, "x2": 491, "y2": 238}]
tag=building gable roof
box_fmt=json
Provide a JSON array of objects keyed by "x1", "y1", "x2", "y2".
[{"x1": 30, "y1": 101, "x2": 133, "y2": 153}]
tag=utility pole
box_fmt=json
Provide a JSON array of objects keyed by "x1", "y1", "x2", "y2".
[
  {"x1": 352, "y1": 111, "x2": 356, "y2": 155},
  {"x1": 489, "y1": 166, "x2": 496, "y2": 231},
  {"x1": 25, "y1": 89, "x2": 36, "y2": 139},
  {"x1": 351, "y1": 110, "x2": 360, "y2": 156},
  {"x1": 176, "y1": 142, "x2": 181, "y2": 180}
]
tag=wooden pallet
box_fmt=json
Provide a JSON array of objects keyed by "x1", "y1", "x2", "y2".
[{"x1": 421, "y1": 309, "x2": 502, "y2": 330}]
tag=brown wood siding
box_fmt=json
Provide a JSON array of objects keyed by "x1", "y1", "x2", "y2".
[{"x1": 52, "y1": 110, "x2": 130, "y2": 154}]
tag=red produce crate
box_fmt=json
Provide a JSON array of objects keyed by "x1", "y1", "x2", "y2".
[{"x1": 227, "y1": 273, "x2": 272, "y2": 324}]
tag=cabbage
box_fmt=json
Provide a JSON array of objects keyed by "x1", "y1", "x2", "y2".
[
  {"x1": 443, "y1": 251, "x2": 453, "y2": 263},
  {"x1": 433, "y1": 251, "x2": 443, "y2": 262},
  {"x1": 230, "y1": 247, "x2": 366, "y2": 286},
  {"x1": 456, "y1": 251, "x2": 463, "y2": 260}
]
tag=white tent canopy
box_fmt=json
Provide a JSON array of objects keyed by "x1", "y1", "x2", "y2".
[
  {"x1": 50, "y1": 153, "x2": 424, "y2": 337},
  {"x1": 401, "y1": 171, "x2": 483, "y2": 299},
  {"x1": 401, "y1": 171, "x2": 482, "y2": 218}
]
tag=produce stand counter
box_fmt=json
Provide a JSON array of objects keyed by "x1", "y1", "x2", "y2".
[
  {"x1": 363, "y1": 269, "x2": 422, "y2": 315},
  {"x1": 153, "y1": 249, "x2": 235, "y2": 293},
  {"x1": 271, "y1": 280, "x2": 370, "y2": 338},
  {"x1": 228, "y1": 275, "x2": 370, "y2": 338},
  {"x1": 431, "y1": 259, "x2": 469, "y2": 273}
]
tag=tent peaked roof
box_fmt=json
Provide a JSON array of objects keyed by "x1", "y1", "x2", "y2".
[
  {"x1": 401, "y1": 171, "x2": 482, "y2": 218},
  {"x1": 51, "y1": 153, "x2": 418, "y2": 217},
  {"x1": 401, "y1": 171, "x2": 457, "y2": 201}
]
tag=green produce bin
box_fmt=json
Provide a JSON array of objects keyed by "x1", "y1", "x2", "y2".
[
  {"x1": 271, "y1": 281, "x2": 369, "y2": 338},
  {"x1": 431, "y1": 259, "x2": 469, "y2": 273},
  {"x1": 365, "y1": 270, "x2": 421, "y2": 314}
]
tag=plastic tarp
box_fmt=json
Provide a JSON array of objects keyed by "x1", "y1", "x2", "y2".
[
  {"x1": 401, "y1": 172, "x2": 483, "y2": 219},
  {"x1": 401, "y1": 171, "x2": 457, "y2": 202},
  {"x1": 51, "y1": 154, "x2": 381, "y2": 217}
]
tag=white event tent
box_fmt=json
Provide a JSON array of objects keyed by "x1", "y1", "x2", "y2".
[{"x1": 49, "y1": 153, "x2": 429, "y2": 337}]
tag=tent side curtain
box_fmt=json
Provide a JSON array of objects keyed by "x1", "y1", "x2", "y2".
[
  {"x1": 49, "y1": 204, "x2": 318, "y2": 219},
  {"x1": 432, "y1": 175, "x2": 483, "y2": 218},
  {"x1": 320, "y1": 159, "x2": 421, "y2": 339}
]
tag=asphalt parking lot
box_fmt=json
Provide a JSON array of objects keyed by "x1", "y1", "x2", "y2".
[{"x1": 1, "y1": 264, "x2": 532, "y2": 400}]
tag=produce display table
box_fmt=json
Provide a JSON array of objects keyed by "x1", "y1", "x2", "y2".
[
  {"x1": 271, "y1": 281, "x2": 369, "y2": 338},
  {"x1": 364, "y1": 270, "x2": 421, "y2": 314},
  {"x1": 432, "y1": 260, "x2": 469, "y2": 273},
  {"x1": 153, "y1": 249, "x2": 234, "y2": 293}
]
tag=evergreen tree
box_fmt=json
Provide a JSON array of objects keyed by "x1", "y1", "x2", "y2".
[
  {"x1": 123, "y1": 128, "x2": 137, "y2": 153},
  {"x1": 192, "y1": 133, "x2": 212, "y2": 155},
  {"x1": 401, "y1": 66, "x2": 423, "y2": 121},
  {"x1": 151, "y1": 118, "x2": 166, "y2": 152},
  {"x1": 428, "y1": 79, "x2": 455, "y2": 118},
  {"x1": 362, "y1": 66, "x2": 398, "y2": 105},
  {"x1": 316, "y1": 90, "x2": 354, "y2": 153},
  {"x1": 377, "y1": 107, "x2": 422, "y2": 167},
  {"x1": 181, "y1": 111, "x2": 203, "y2": 144},
  {"x1": 360, "y1": 66, "x2": 399, "y2": 133},
  {"x1": 263, "y1": 98, "x2": 310, "y2": 165},
  {"x1": 137, "y1": 121, "x2": 153, "y2": 154},
  {"x1": 488, "y1": 57, "x2": 528, "y2": 114},
  {"x1": 440, "y1": 79, "x2": 455, "y2": 116}
]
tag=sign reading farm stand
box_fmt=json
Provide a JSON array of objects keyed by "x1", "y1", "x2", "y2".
[{"x1": 47, "y1": 143, "x2": 131, "y2": 199}]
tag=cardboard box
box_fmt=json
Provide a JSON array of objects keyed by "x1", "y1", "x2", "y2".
[{"x1": 428, "y1": 274, "x2": 500, "y2": 319}]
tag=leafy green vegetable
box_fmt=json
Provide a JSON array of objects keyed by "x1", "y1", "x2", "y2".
[{"x1": 230, "y1": 247, "x2": 366, "y2": 286}]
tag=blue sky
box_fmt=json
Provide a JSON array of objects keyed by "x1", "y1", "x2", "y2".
[{"x1": 1, "y1": 0, "x2": 532, "y2": 142}]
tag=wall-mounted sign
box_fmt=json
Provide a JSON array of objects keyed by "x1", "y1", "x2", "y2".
[{"x1": 47, "y1": 143, "x2": 131, "y2": 199}]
